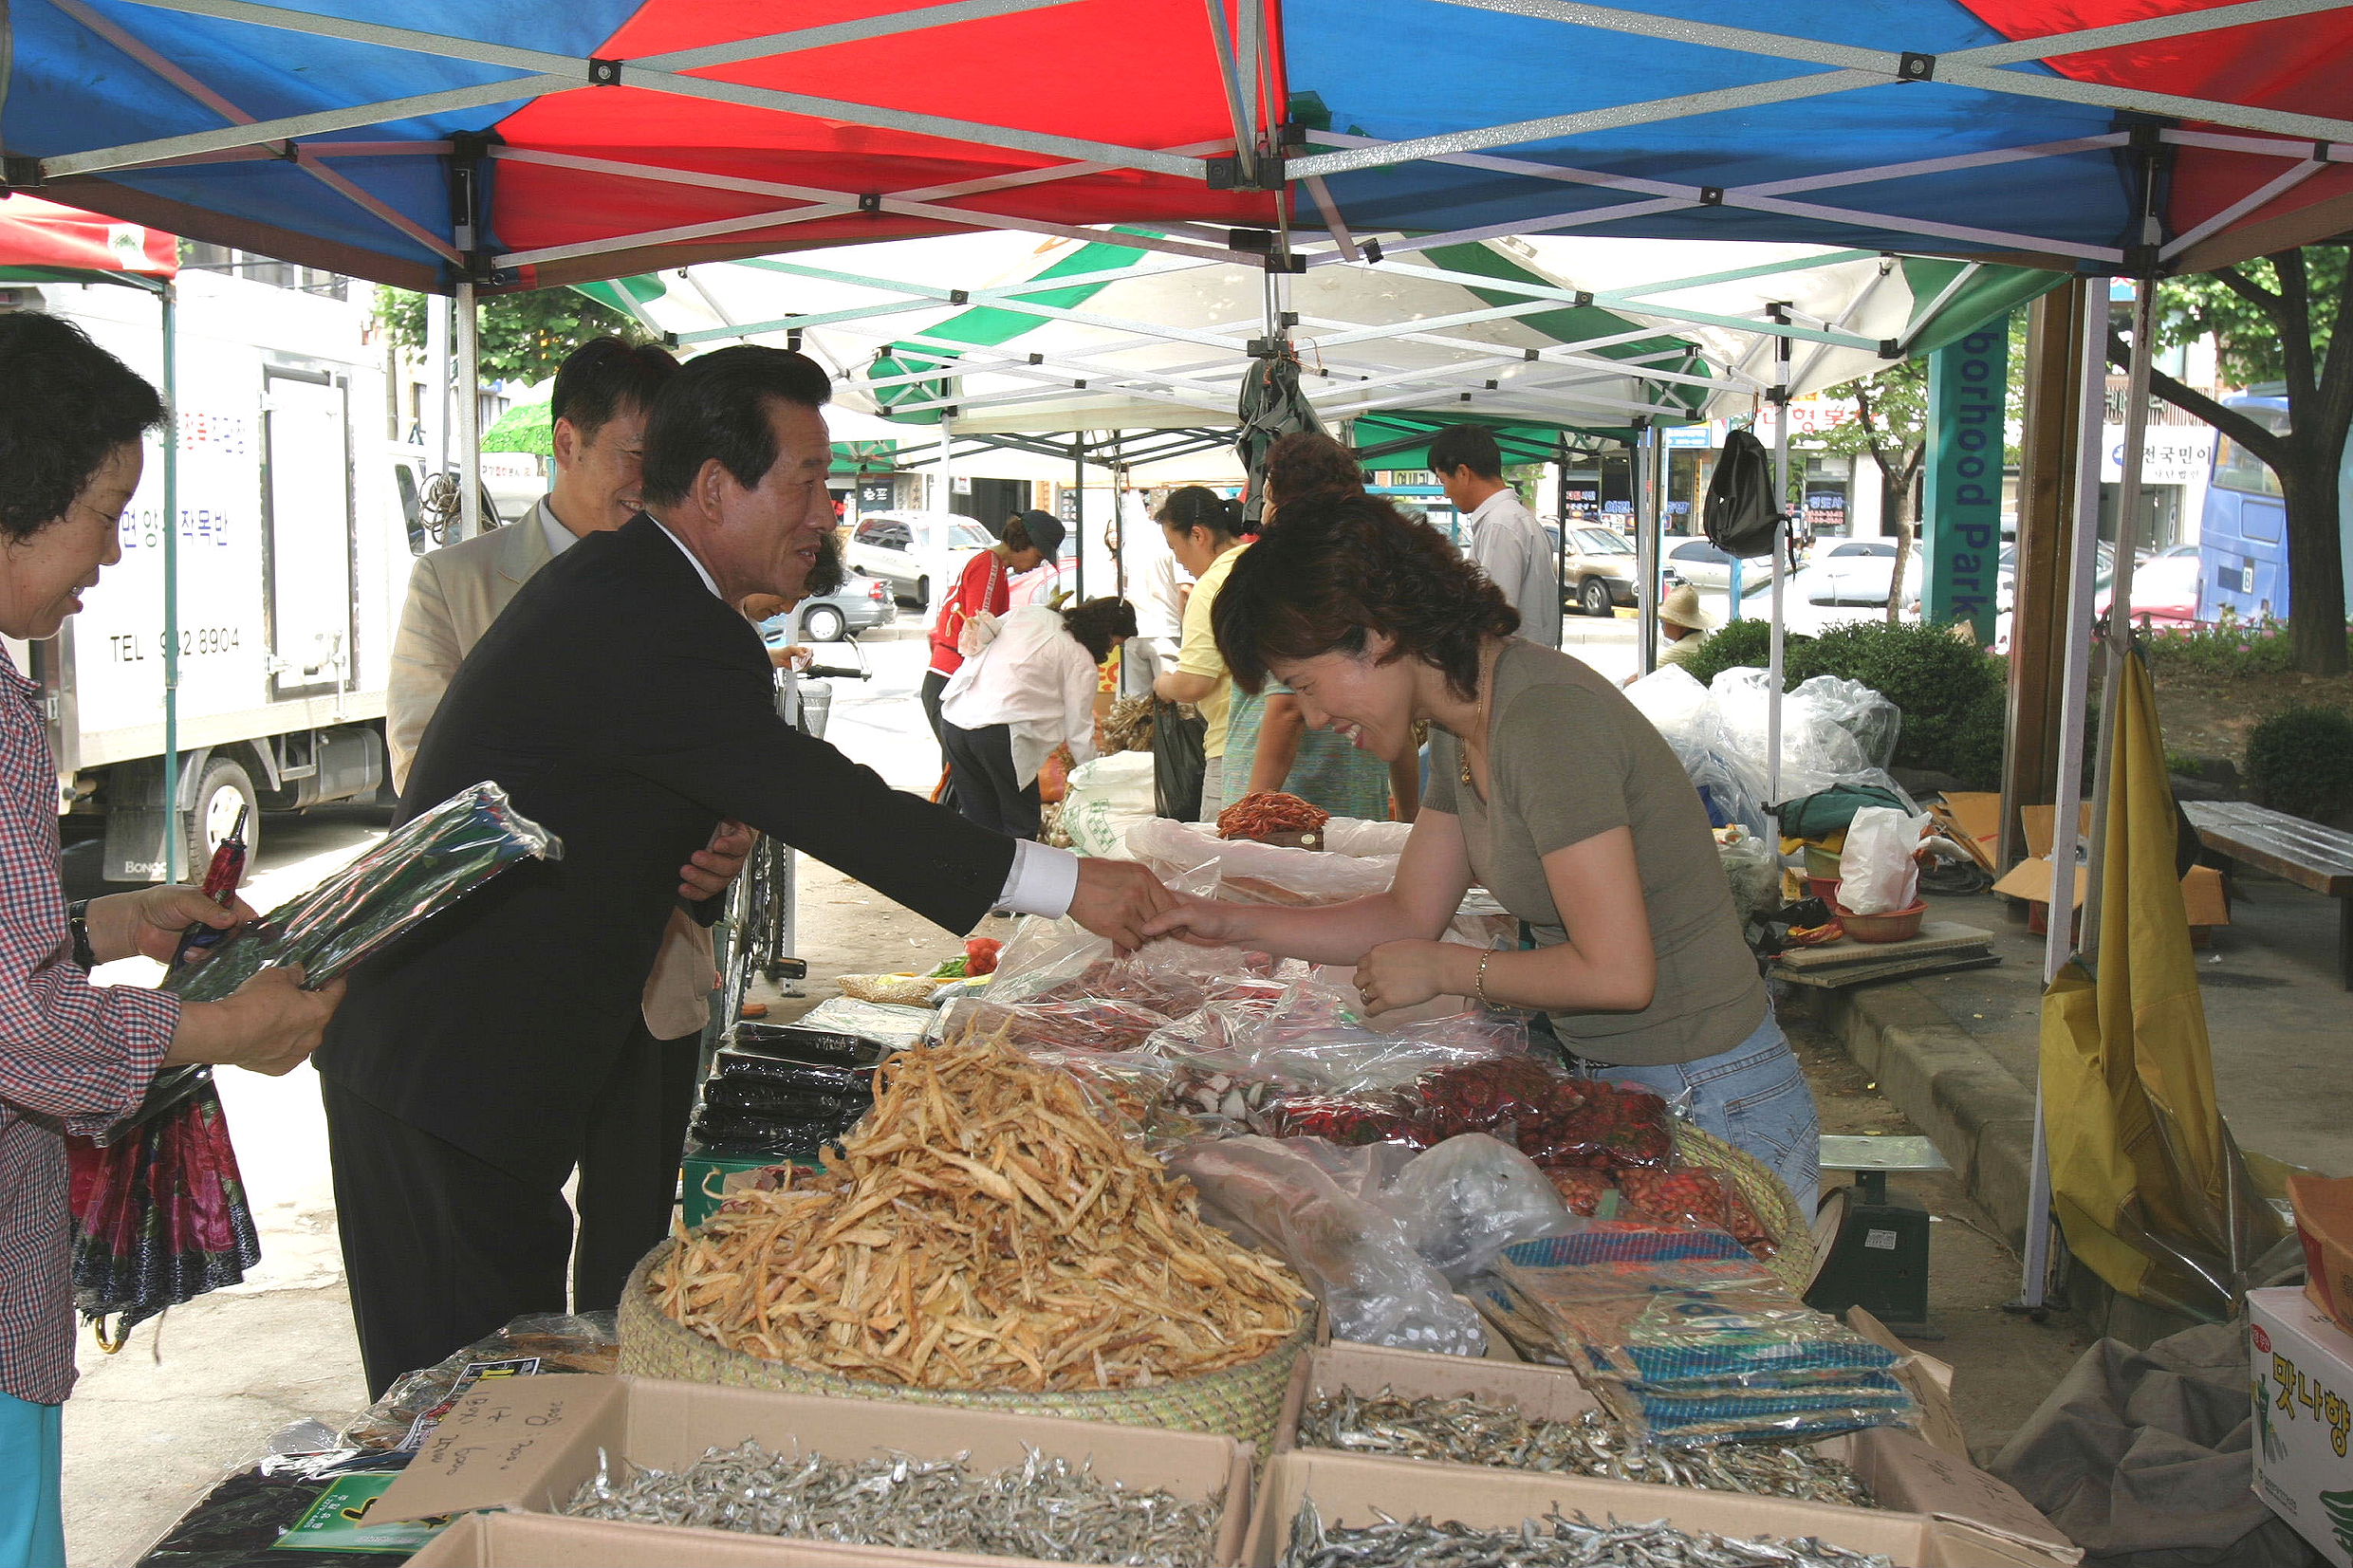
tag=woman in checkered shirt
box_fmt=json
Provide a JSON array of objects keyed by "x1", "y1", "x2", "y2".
[{"x1": 0, "y1": 313, "x2": 343, "y2": 1568}]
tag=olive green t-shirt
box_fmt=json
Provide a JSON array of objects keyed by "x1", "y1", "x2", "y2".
[{"x1": 1427, "y1": 640, "x2": 1766, "y2": 1066}]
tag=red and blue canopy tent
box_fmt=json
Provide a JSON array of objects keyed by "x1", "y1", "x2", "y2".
[
  {"x1": 4, "y1": 0, "x2": 2348, "y2": 290},
  {"x1": 8, "y1": 0, "x2": 2353, "y2": 1311}
]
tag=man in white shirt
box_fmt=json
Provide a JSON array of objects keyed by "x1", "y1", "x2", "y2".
[{"x1": 1430, "y1": 425, "x2": 1563, "y2": 648}]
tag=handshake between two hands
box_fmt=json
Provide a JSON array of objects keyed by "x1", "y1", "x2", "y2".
[{"x1": 1063, "y1": 858, "x2": 1454, "y2": 1020}]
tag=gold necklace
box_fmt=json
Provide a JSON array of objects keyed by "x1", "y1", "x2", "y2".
[{"x1": 1457, "y1": 646, "x2": 1495, "y2": 790}]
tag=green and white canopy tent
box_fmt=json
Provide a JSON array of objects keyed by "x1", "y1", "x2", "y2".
[{"x1": 584, "y1": 230, "x2": 2049, "y2": 469}]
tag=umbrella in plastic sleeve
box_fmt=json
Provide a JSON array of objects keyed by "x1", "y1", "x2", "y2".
[{"x1": 68, "y1": 783, "x2": 560, "y2": 1342}]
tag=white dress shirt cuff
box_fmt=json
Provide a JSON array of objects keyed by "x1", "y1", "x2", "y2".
[{"x1": 997, "y1": 839, "x2": 1080, "y2": 918}]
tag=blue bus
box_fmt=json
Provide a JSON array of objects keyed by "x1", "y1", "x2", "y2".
[{"x1": 2197, "y1": 390, "x2": 2353, "y2": 624}]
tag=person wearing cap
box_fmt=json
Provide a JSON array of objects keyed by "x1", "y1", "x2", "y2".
[
  {"x1": 1653, "y1": 582, "x2": 1715, "y2": 674},
  {"x1": 923, "y1": 509, "x2": 1064, "y2": 766}
]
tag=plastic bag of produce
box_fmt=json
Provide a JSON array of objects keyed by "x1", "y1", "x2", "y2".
[
  {"x1": 1062, "y1": 750, "x2": 1158, "y2": 858},
  {"x1": 1174, "y1": 1135, "x2": 1487, "y2": 1356},
  {"x1": 1382, "y1": 1134, "x2": 1584, "y2": 1283},
  {"x1": 834, "y1": 971, "x2": 946, "y2": 1006},
  {"x1": 1837, "y1": 804, "x2": 1932, "y2": 914}
]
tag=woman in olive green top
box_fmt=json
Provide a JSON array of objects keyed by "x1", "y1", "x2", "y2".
[{"x1": 1145, "y1": 492, "x2": 1818, "y2": 1211}]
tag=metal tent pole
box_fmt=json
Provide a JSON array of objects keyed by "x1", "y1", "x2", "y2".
[
  {"x1": 427, "y1": 294, "x2": 450, "y2": 479},
  {"x1": 454, "y1": 276, "x2": 481, "y2": 540},
  {"x1": 2082, "y1": 286, "x2": 2157, "y2": 951},
  {"x1": 1636, "y1": 425, "x2": 1661, "y2": 676},
  {"x1": 1556, "y1": 441, "x2": 1570, "y2": 646},
  {"x1": 1071, "y1": 436, "x2": 1085, "y2": 600},
  {"x1": 2020, "y1": 283, "x2": 2112, "y2": 1311},
  {"x1": 1768, "y1": 313, "x2": 1792, "y2": 803},
  {"x1": 160, "y1": 282, "x2": 183, "y2": 884}
]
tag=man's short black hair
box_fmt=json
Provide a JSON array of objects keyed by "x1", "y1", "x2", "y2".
[
  {"x1": 550, "y1": 336, "x2": 679, "y2": 442},
  {"x1": 639, "y1": 345, "x2": 833, "y2": 507},
  {"x1": 1426, "y1": 424, "x2": 1504, "y2": 481},
  {"x1": 0, "y1": 311, "x2": 164, "y2": 542}
]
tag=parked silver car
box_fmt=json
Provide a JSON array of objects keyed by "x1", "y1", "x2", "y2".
[{"x1": 845, "y1": 510, "x2": 992, "y2": 609}]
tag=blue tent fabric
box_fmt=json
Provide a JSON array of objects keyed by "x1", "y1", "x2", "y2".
[
  {"x1": 7, "y1": 0, "x2": 642, "y2": 267},
  {"x1": 1288, "y1": 0, "x2": 2135, "y2": 259}
]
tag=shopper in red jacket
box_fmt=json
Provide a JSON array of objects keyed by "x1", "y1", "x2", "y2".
[{"x1": 923, "y1": 509, "x2": 1064, "y2": 763}]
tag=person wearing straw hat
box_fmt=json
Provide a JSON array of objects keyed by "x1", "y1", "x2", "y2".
[{"x1": 1653, "y1": 582, "x2": 1714, "y2": 674}]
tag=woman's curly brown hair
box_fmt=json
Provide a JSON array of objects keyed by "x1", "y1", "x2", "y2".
[
  {"x1": 1262, "y1": 431, "x2": 1364, "y2": 515},
  {"x1": 1213, "y1": 492, "x2": 1518, "y2": 699}
]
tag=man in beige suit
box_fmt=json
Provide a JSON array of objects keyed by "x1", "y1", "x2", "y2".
[{"x1": 387, "y1": 341, "x2": 749, "y2": 1301}]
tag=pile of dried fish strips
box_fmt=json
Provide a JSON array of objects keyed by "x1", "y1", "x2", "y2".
[
  {"x1": 567, "y1": 1441, "x2": 1220, "y2": 1567},
  {"x1": 651, "y1": 1032, "x2": 1305, "y2": 1390},
  {"x1": 1281, "y1": 1499, "x2": 1896, "y2": 1568},
  {"x1": 1300, "y1": 1391, "x2": 1875, "y2": 1509}
]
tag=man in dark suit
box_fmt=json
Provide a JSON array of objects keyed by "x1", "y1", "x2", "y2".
[{"x1": 315, "y1": 346, "x2": 1173, "y2": 1396}]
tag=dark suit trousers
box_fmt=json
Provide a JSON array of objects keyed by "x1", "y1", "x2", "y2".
[{"x1": 324, "y1": 1021, "x2": 700, "y2": 1399}]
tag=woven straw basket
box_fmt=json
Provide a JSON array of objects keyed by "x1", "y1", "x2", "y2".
[
  {"x1": 618, "y1": 1240, "x2": 1312, "y2": 1453},
  {"x1": 1671, "y1": 1121, "x2": 1816, "y2": 1293}
]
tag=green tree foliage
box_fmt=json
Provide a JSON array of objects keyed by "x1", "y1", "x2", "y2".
[
  {"x1": 2244, "y1": 705, "x2": 2353, "y2": 821},
  {"x1": 1813, "y1": 359, "x2": 1929, "y2": 623},
  {"x1": 2133, "y1": 246, "x2": 2351, "y2": 676},
  {"x1": 373, "y1": 286, "x2": 649, "y2": 385}
]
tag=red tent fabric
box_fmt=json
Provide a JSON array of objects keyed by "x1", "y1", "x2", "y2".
[
  {"x1": 1961, "y1": 0, "x2": 2353, "y2": 268},
  {"x1": 0, "y1": 197, "x2": 178, "y2": 276}
]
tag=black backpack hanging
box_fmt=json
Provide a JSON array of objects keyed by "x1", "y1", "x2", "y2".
[{"x1": 1705, "y1": 427, "x2": 1787, "y2": 560}]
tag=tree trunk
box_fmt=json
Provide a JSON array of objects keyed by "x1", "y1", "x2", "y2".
[
  {"x1": 1884, "y1": 457, "x2": 1915, "y2": 625},
  {"x1": 2281, "y1": 449, "x2": 2349, "y2": 675}
]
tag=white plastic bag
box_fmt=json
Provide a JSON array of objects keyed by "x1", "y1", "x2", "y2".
[
  {"x1": 1838, "y1": 804, "x2": 1932, "y2": 914},
  {"x1": 1380, "y1": 1134, "x2": 1584, "y2": 1284},
  {"x1": 955, "y1": 609, "x2": 1003, "y2": 657},
  {"x1": 1061, "y1": 751, "x2": 1158, "y2": 858}
]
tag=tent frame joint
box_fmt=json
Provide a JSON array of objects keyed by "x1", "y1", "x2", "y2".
[
  {"x1": 0, "y1": 156, "x2": 46, "y2": 192},
  {"x1": 588, "y1": 57, "x2": 623, "y2": 85},
  {"x1": 1897, "y1": 51, "x2": 1936, "y2": 82}
]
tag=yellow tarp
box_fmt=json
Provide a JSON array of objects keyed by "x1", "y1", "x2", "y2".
[{"x1": 2039, "y1": 650, "x2": 2283, "y2": 1320}]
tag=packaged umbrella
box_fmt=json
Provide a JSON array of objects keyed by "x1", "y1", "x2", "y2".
[{"x1": 69, "y1": 782, "x2": 559, "y2": 1342}]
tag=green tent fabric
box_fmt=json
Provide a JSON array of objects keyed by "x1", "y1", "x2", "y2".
[
  {"x1": 1898, "y1": 259, "x2": 2067, "y2": 358},
  {"x1": 571, "y1": 273, "x2": 669, "y2": 320},
  {"x1": 854, "y1": 231, "x2": 1158, "y2": 423},
  {"x1": 1350, "y1": 410, "x2": 1619, "y2": 470},
  {"x1": 1421, "y1": 242, "x2": 1709, "y2": 425}
]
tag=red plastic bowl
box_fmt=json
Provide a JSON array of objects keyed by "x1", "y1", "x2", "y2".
[{"x1": 1833, "y1": 898, "x2": 1927, "y2": 943}]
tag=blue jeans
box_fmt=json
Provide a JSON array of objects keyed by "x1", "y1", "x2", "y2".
[
  {"x1": 0, "y1": 1392, "x2": 64, "y2": 1568},
  {"x1": 1585, "y1": 1007, "x2": 1821, "y2": 1217}
]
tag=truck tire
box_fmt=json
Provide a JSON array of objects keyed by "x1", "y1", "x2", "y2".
[
  {"x1": 914, "y1": 575, "x2": 932, "y2": 612},
  {"x1": 188, "y1": 755, "x2": 258, "y2": 873}
]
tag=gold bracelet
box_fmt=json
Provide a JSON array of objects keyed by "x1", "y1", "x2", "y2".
[{"x1": 1474, "y1": 949, "x2": 1493, "y2": 1005}]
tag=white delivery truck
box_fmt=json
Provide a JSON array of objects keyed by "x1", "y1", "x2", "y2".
[{"x1": 5, "y1": 267, "x2": 499, "y2": 880}]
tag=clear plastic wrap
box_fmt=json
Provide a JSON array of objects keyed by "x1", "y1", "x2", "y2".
[
  {"x1": 1382, "y1": 1134, "x2": 1584, "y2": 1283},
  {"x1": 1714, "y1": 826, "x2": 1781, "y2": 928},
  {"x1": 1174, "y1": 1135, "x2": 1487, "y2": 1356},
  {"x1": 1134, "y1": 968, "x2": 1517, "y2": 1099},
  {"x1": 336, "y1": 1311, "x2": 616, "y2": 1450},
  {"x1": 954, "y1": 996, "x2": 1176, "y2": 1055},
  {"x1": 1792, "y1": 674, "x2": 1902, "y2": 771},
  {"x1": 791, "y1": 997, "x2": 933, "y2": 1049},
  {"x1": 1492, "y1": 1227, "x2": 1914, "y2": 1446},
  {"x1": 1125, "y1": 815, "x2": 1399, "y2": 906}
]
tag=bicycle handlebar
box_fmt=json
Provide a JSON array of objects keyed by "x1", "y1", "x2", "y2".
[{"x1": 801, "y1": 664, "x2": 869, "y2": 681}]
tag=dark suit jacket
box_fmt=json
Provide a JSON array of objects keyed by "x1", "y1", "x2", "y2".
[{"x1": 315, "y1": 515, "x2": 1013, "y2": 1179}]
